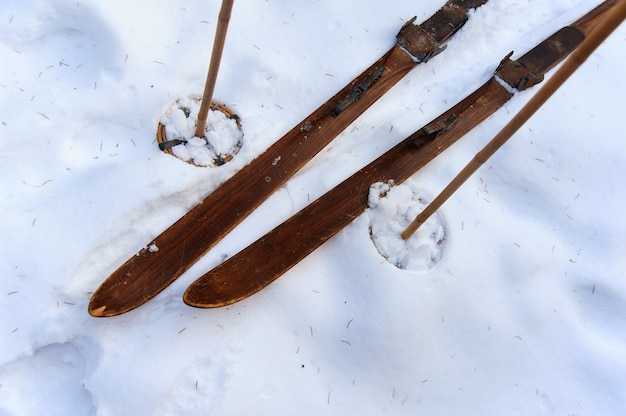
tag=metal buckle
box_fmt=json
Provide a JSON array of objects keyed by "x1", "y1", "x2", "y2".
[
  {"x1": 414, "y1": 114, "x2": 458, "y2": 147},
  {"x1": 331, "y1": 65, "x2": 386, "y2": 117}
]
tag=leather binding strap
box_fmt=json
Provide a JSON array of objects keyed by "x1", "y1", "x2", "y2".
[
  {"x1": 332, "y1": 0, "x2": 488, "y2": 116},
  {"x1": 496, "y1": 27, "x2": 585, "y2": 91},
  {"x1": 397, "y1": 0, "x2": 488, "y2": 62}
]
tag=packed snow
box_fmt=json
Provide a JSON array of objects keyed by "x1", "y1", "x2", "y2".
[
  {"x1": 159, "y1": 96, "x2": 243, "y2": 167},
  {"x1": 368, "y1": 179, "x2": 447, "y2": 272},
  {"x1": 1, "y1": 0, "x2": 625, "y2": 415}
]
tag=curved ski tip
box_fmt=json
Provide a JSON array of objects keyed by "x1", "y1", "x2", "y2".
[
  {"x1": 88, "y1": 296, "x2": 137, "y2": 317},
  {"x1": 182, "y1": 287, "x2": 231, "y2": 309},
  {"x1": 88, "y1": 292, "x2": 135, "y2": 317},
  {"x1": 89, "y1": 304, "x2": 108, "y2": 317}
]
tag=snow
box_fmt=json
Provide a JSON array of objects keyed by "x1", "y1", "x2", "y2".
[
  {"x1": 1, "y1": 0, "x2": 625, "y2": 414},
  {"x1": 368, "y1": 179, "x2": 447, "y2": 271},
  {"x1": 159, "y1": 96, "x2": 243, "y2": 167}
]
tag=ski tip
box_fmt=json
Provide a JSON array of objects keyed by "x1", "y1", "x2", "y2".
[
  {"x1": 182, "y1": 283, "x2": 236, "y2": 309},
  {"x1": 88, "y1": 286, "x2": 140, "y2": 317},
  {"x1": 88, "y1": 287, "x2": 125, "y2": 317},
  {"x1": 182, "y1": 289, "x2": 220, "y2": 308},
  {"x1": 87, "y1": 258, "x2": 175, "y2": 317},
  {"x1": 89, "y1": 304, "x2": 108, "y2": 317},
  {"x1": 88, "y1": 291, "x2": 143, "y2": 317}
]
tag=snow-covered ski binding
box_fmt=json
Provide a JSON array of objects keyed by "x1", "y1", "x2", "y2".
[
  {"x1": 89, "y1": 0, "x2": 489, "y2": 317},
  {"x1": 183, "y1": 0, "x2": 617, "y2": 308}
]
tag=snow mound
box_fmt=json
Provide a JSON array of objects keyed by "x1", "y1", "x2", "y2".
[
  {"x1": 158, "y1": 96, "x2": 243, "y2": 167},
  {"x1": 367, "y1": 179, "x2": 446, "y2": 272},
  {"x1": 0, "y1": 341, "x2": 95, "y2": 416}
]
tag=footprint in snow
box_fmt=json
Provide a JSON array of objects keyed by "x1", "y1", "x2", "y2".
[
  {"x1": 367, "y1": 179, "x2": 447, "y2": 272},
  {"x1": 0, "y1": 341, "x2": 96, "y2": 416}
]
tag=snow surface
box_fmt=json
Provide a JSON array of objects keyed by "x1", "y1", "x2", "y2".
[
  {"x1": 1, "y1": 0, "x2": 625, "y2": 414},
  {"x1": 159, "y1": 96, "x2": 243, "y2": 167},
  {"x1": 368, "y1": 179, "x2": 447, "y2": 272}
]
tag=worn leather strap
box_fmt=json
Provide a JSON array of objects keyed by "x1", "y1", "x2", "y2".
[
  {"x1": 397, "y1": 0, "x2": 488, "y2": 61},
  {"x1": 496, "y1": 27, "x2": 585, "y2": 91}
]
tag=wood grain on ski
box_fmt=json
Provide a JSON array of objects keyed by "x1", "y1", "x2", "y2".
[
  {"x1": 89, "y1": 0, "x2": 489, "y2": 317},
  {"x1": 184, "y1": 0, "x2": 615, "y2": 308},
  {"x1": 183, "y1": 79, "x2": 514, "y2": 308}
]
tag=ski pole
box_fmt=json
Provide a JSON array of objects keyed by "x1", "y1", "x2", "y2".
[
  {"x1": 401, "y1": 0, "x2": 626, "y2": 240},
  {"x1": 194, "y1": 0, "x2": 235, "y2": 138}
]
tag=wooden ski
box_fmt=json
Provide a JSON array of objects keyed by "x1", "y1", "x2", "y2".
[
  {"x1": 183, "y1": 0, "x2": 616, "y2": 308},
  {"x1": 89, "y1": 0, "x2": 489, "y2": 317}
]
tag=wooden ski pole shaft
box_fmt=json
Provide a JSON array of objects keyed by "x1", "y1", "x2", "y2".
[
  {"x1": 402, "y1": 0, "x2": 626, "y2": 240},
  {"x1": 194, "y1": 0, "x2": 235, "y2": 138}
]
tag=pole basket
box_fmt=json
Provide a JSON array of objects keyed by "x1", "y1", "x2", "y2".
[{"x1": 156, "y1": 97, "x2": 243, "y2": 167}]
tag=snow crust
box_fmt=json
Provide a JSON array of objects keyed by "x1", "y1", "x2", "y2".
[{"x1": 1, "y1": 0, "x2": 625, "y2": 415}]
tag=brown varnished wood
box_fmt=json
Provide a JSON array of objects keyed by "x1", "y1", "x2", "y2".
[
  {"x1": 183, "y1": 78, "x2": 515, "y2": 308},
  {"x1": 183, "y1": 0, "x2": 616, "y2": 307},
  {"x1": 570, "y1": 0, "x2": 618, "y2": 34},
  {"x1": 402, "y1": 0, "x2": 626, "y2": 239},
  {"x1": 89, "y1": 1, "x2": 491, "y2": 317},
  {"x1": 89, "y1": 46, "x2": 418, "y2": 317}
]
